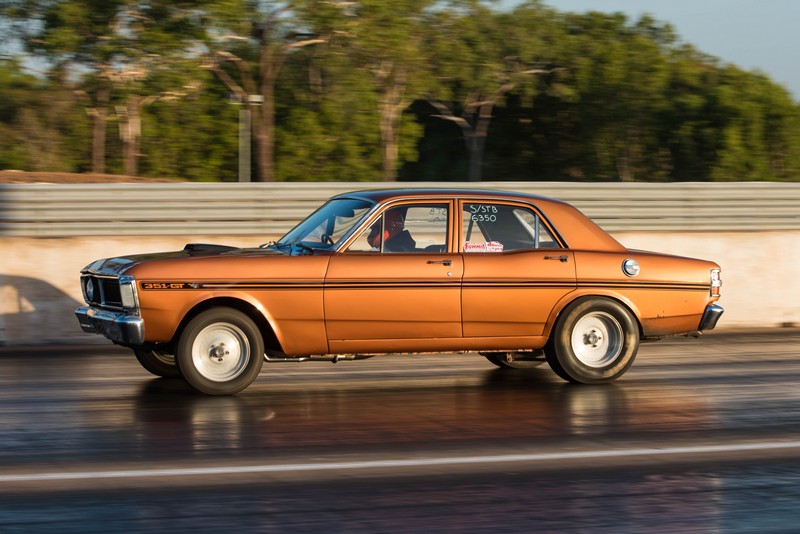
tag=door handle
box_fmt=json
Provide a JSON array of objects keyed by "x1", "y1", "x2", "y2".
[
  {"x1": 544, "y1": 255, "x2": 569, "y2": 263},
  {"x1": 427, "y1": 259, "x2": 452, "y2": 266}
]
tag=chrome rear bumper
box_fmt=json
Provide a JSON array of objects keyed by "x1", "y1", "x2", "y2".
[{"x1": 698, "y1": 304, "x2": 724, "y2": 331}]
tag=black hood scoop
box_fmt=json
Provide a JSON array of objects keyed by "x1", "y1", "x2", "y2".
[{"x1": 183, "y1": 243, "x2": 240, "y2": 255}]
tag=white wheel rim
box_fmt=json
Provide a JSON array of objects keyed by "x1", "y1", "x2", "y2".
[
  {"x1": 570, "y1": 311, "x2": 623, "y2": 368},
  {"x1": 191, "y1": 323, "x2": 250, "y2": 382},
  {"x1": 153, "y1": 351, "x2": 174, "y2": 366}
]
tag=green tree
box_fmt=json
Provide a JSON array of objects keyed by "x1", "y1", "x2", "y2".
[
  {"x1": 425, "y1": 0, "x2": 562, "y2": 181},
  {"x1": 2, "y1": 0, "x2": 209, "y2": 175},
  {"x1": 201, "y1": 0, "x2": 333, "y2": 182},
  {"x1": 3, "y1": 0, "x2": 800, "y2": 183},
  {"x1": 555, "y1": 12, "x2": 673, "y2": 181},
  {"x1": 334, "y1": 0, "x2": 431, "y2": 181},
  {"x1": 274, "y1": 43, "x2": 383, "y2": 181},
  {"x1": 139, "y1": 65, "x2": 239, "y2": 181},
  {"x1": 709, "y1": 67, "x2": 800, "y2": 181},
  {"x1": 0, "y1": 58, "x2": 89, "y2": 171}
]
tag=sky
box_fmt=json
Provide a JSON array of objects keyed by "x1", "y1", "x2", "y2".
[{"x1": 501, "y1": 0, "x2": 800, "y2": 100}]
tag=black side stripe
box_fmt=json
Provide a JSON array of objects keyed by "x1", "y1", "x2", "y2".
[{"x1": 141, "y1": 279, "x2": 708, "y2": 292}]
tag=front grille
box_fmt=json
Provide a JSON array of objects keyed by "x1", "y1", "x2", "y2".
[
  {"x1": 101, "y1": 279, "x2": 122, "y2": 307},
  {"x1": 83, "y1": 275, "x2": 123, "y2": 309}
]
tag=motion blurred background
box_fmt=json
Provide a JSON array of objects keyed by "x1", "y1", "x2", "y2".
[{"x1": 1, "y1": 0, "x2": 799, "y2": 184}]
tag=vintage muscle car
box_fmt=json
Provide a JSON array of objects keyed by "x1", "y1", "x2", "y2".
[{"x1": 76, "y1": 189, "x2": 723, "y2": 395}]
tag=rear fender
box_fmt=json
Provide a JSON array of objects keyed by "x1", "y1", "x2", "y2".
[{"x1": 543, "y1": 290, "x2": 643, "y2": 340}]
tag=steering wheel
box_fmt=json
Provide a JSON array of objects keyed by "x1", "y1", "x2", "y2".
[{"x1": 321, "y1": 233, "x2": 335, "y2": 246}]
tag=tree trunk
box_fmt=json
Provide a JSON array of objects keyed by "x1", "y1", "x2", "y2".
[
  {"x1": 120, "y1": 95, "x2": 142, "y2": 177},
  {"x1": 428, "y1": 93, "x2": 504, "y2": 183},
  {"x1": 91, "y1": 86, "x2": 110, "y2": 174},
  {"x1": 380, "y1": 103, "x2": 399, "y2": 182},
  {"x1": 253, "y1": 82, "x2": 276, "y2": 182},
  {"x1": 468, "y1": 101, "x2": 496, "y2": 182},
  {"x1": 206, "y1": 24, "x2": 325, "y2": 182},
  {"x1": 377, "y1": 70, "x2": 406, "y2": 182},
  {"x1": 467, "y1": 134, "x2": 484, "y2": 182},
  {"x1": 249, "y1": 42, "x2": 277, "y2": 183}
]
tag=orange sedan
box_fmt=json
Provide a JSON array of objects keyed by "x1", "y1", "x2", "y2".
[{"x1": 76, "y1": 189, "x2": 723, "y2": 395}]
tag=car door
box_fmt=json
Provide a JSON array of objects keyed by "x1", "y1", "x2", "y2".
[
  {"x1": 460, "y1": 199, "x2": 576, "y2": 338},
  {"x1": 324, "y1": 201, "x2": 463, "y2": 352}
]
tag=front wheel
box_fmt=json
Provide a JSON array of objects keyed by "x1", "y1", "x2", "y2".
[
  {"x1": 545, "y1": 297, "x2": 639, "y2": 384},
  {"x1": 176, "y1": 308, "x2": 264, "y2": 395}
]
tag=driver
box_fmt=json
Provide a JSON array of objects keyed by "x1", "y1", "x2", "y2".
[{"x1": 368, "y1": 209, "x2": 416, "y2": 252}]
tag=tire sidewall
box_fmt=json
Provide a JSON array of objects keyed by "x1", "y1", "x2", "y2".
[
  {"x1": 551, "y1": 297, "x2": 639, "y2": 384},
  {"x1": 176, "y1": 308, "x2": 264, "y2": 395},
  {"x1": 134, "y1": 349, "x2": 182, "y2": 378}
]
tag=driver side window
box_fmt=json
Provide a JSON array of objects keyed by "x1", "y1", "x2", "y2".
[{"x1": 348, "y1": 204, "x2": 449, "y2": 253}]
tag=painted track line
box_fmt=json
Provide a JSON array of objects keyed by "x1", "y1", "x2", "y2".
[{"x1": 3, "y1": 440, "x2": 800, "y2": 483}]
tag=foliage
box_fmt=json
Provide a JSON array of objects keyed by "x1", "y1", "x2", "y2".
[
  {"x1": 274, "y1": 46, "x2": 382, "y2": 182},
  {"x1": 0, "y1": 58, "x2": 89, "y2": 171},
  {"x1": 0, "y1": 0, "x2": 798, "y2": 182},
  {"x1": 139, "y1": 67, "x2": 239, "y2": 181}
]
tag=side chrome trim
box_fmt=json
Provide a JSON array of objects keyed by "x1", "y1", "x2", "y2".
[
  {"x1": 75, "y1": 306, "x2": 145, "y2": 346},
  {"x1": 698, "y1": 304, "x2": 724, "y2": 331}
]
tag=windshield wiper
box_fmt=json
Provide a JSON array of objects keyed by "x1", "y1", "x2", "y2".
[
  {"x1": 293, "y1": 242, "x2": 315, "y2": 254},
  {"x1": 260, "y1": 240, "x2": 315, "y2": 255}
]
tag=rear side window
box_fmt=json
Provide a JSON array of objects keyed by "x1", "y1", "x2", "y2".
[{"x1": 462, "y1": 202, "x2": 559, "y2": 252}]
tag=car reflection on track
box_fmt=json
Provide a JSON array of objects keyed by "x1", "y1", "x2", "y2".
[{"x1": 127, "y1": 365, "x2": 713, "y2": 457}]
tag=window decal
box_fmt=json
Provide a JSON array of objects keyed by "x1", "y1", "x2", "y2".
[{"x1": 464, "y1": 241, "x2": 504, "y2": 253}]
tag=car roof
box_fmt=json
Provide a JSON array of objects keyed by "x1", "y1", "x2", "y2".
[
  {"x1": 333, "y1": 188, "x2": 626, "y2": 252},
  {"x1": 333, "y1": 187, "x2": 556, "y2": 204}
]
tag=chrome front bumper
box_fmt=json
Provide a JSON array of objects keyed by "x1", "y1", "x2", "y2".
[
  {"x1": 75, "y1": 306, "x2": 145, "y2": 346},
  {"x1": 698, "y1": 304, "x2": 724, "y2": 331}
]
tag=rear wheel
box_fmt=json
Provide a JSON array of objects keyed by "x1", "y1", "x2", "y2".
[
  {"x1": 545, "y1": 297, "x2": 639, "y2": 384},
  {"x1": 134, "y1": 349, "x2": 181, "y2": 378},
  {"x1": 176, "y1": 308, "x2": 264, "y2": 395}
]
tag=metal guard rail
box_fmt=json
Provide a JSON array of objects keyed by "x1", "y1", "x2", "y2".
[{"x1": 1, "y1": 181, "x2": 799, "y2": 236}]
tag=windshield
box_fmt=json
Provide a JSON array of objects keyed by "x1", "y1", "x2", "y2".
[{"x1": 277, "y1": 198, "x2": 374, "y2": 250}]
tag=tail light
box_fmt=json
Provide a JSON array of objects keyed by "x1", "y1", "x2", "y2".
[{"x1": 710, "y1": 269, "x2": 721, "y2": 297}]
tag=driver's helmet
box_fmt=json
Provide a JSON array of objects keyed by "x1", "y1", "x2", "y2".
[{"x1": 368, "y1": 209, "x2": 405, "y2": 248}]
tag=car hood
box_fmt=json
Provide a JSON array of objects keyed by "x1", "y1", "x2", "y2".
[{"x1": 81, "y1": 243, "x2": 286, "y2": 276}]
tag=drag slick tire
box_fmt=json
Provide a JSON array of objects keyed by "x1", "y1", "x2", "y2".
[
  {"x1": 545, "y1": 297, "x2": 639, "y2": 384},
  {"x1": 176, "y1": 308, "x2": 264, "y2": 395}
]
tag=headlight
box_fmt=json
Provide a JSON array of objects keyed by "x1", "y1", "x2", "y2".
[
  {"x1": 119, "y1": 276, "x2": 139, "y2": 310},
  {"x1": 85, "y1": 278, "x2": 95, "y2": 302},
  {"x1": 120, "y1": 284, "x2": 136, "y2": 308}
]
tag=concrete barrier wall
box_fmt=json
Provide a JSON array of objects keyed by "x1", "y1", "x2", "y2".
[{"x1": 1, "y1": 181, "x2": 799, "y2": 345}]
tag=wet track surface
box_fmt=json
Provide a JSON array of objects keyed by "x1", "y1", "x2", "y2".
[{"x1": 1, "y1": 330, "x2": 800, "y2": 532}]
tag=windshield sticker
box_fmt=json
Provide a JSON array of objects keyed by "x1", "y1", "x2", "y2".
[{"x1": 464, "y1": 241, "x2": 504, "y2": 253}]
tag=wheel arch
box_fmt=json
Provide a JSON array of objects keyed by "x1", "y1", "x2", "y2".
[
  {"x1": 170, "y1": 296, "x2": 283, "y2": 354},
  {"x1": 544, "y1": 292, "x2": 644, "y2": 341}
]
